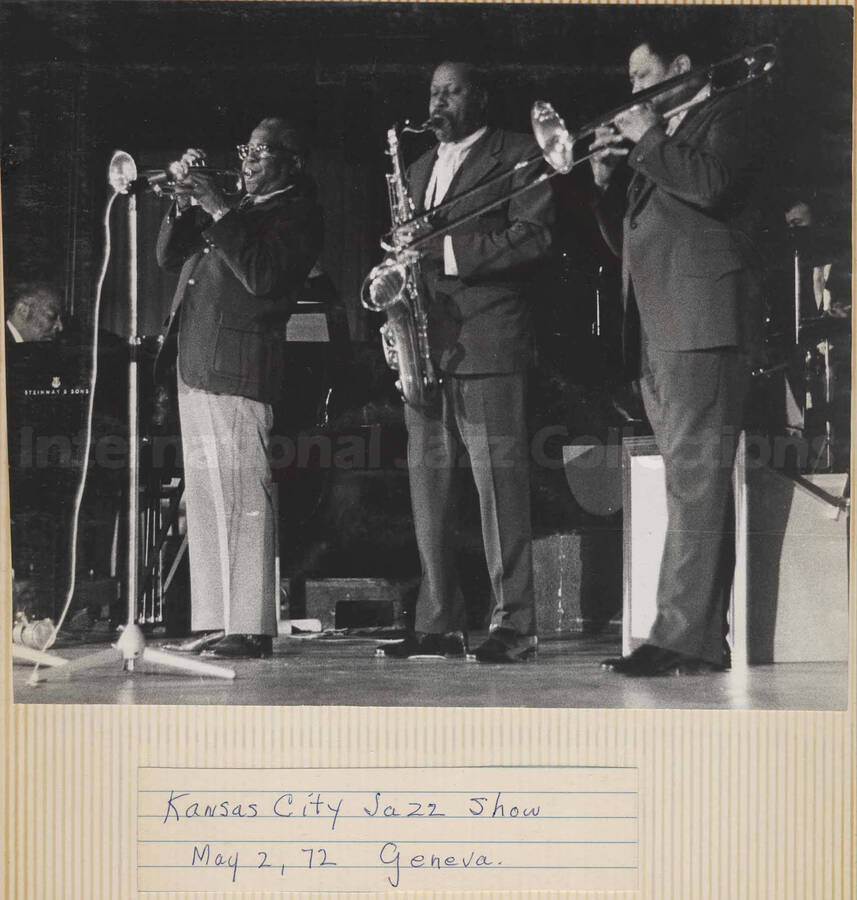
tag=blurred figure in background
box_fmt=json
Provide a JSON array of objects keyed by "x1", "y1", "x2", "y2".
[{"x1": 5, "y1": 281, "x2": 63, "y2": 344}]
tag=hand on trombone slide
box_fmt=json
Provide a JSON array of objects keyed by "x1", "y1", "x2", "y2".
[{"x1": 588, "y1": 102, "x2": 657, "y2": 190}]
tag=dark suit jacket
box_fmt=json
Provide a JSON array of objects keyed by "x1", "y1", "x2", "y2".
[
  {"x1": 407, "y1": 127, "x2": 554, "y2": 374},
  {"x1": 156, "y1": 186, "x2": 323, "y2": 403},
  {"x1": 595, "y1": 90, "x2": 764, "y2": 354}
]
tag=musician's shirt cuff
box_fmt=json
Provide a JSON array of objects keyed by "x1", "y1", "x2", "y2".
[{"x1": 443, "y1": 236, "x2": 459, "y2": 276}]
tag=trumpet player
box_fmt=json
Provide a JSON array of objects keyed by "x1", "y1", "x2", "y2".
[
  {"x1": 591, "y1": 34, "x2": 766, "y2": 677},
  {"x1": 377, "y1": 62, "x2": 554, "y2": 664},
  {"x1": 156, "y1": 118, "x2": 323, "y2": 659}
]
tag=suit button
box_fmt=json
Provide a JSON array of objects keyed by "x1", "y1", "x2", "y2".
[
  {"x1": 629, "y1": 221, "x2": 638, "y2": 229},
  {"x1": 188, "y1": 278, "x2": 196, "y2": 285},
  {"x1": 203, "y1": 247, "x2": 210, "y2": 254}
]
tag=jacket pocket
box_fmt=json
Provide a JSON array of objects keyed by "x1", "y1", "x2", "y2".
[
  {"x1": 678, "y1": 230, "x2": 744, "y2": 279},
  {"x1": 212, "y1": 324, "x2": 265, "y2": 386}
]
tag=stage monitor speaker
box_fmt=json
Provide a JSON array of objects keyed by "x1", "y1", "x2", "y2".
[
  {"x1": 533, "y1": 530, "x2": 621, "y2": 636},
  {"x1": 622, "y1": 434, "x2": 850, "y2": 667},
  {"x1": 562, "y1": 440, "x2": 624, "y2": 517}
]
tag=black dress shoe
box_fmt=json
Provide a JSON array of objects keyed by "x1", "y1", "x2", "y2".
[
  {"x1": 473, "y1": 630, "x2": 537, "y2": 664},
  {"x1": 201, "y1": 634, "x2": 273, "y2": 659},
  {"x1": 378, "y1": 632, "x2": 466, "y2": 659},
  {"x1": 601, "y1": 643, "x2": 720, "y2": 677},
  {"x1": 161, "y1": 630, "x2": 225, "y2": 653}
]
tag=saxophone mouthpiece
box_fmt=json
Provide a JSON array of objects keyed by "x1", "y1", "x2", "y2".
[{"x1": 402, "y1": 116, "x2": 444, "y2": 134}]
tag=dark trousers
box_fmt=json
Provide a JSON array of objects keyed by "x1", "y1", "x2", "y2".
[
  {"x1": 639, "y1": 342, "x2": 750, "y2": 665},
  {"x1": 404, "y1": 372, "x2": 535, "y2": 637}
]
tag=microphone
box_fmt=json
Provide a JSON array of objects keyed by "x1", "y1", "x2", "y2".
[{"x1": 108, "y1": 150, "x2": 137, "y2": 193}]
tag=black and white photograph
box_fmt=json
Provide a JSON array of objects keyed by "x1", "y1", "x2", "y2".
[{"x1": 3, "y1": 1, "x2": 852, "y2": 709}]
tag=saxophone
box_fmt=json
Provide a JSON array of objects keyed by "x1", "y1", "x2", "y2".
[{"x1": 361, "y1": 122, "x2": 438, "y2": 408}]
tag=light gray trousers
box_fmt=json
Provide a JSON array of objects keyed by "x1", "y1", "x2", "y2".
[{"x1": 177, "y1": 370, "x2": 278, "y2": 636}]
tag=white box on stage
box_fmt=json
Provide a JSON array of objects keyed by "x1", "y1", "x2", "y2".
[
  {"x1": 733, "y1": 444, "x2": 850, "y2": 665},
  {"x1": 621, "y1": 437, "x2": 668, "y2": 657},
  {"x1": 621, "y1": 434, "x2": 850, "y2": 667}
]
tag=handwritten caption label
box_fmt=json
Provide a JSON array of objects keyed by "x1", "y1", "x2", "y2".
[{"x1": 138, "y1": 766, "x2": 637, "y2": 892}]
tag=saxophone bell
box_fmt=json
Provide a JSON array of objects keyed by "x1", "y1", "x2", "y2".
[
  {"x1": 361, "y1": 260, "x2": 407, "y2": 312},
  {"x1": 363, "y1": 120, "x2": 439, "y2": 408}
]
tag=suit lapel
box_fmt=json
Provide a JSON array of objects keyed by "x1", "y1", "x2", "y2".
[
  {"x1": 409, "y1": 149, "x2": 438, "y2": 215},
  {"x1": 443, "y1": 127, "x2": 503, "y2": 211},
  {"x1": 627, "y1": 170, "x2": 650, "y2": 214},
  {"x1": 411, "y1": 128, "x2": 504, "y2": 220},
  {"x1": 627, "y1": 100, "x2": 714, "y2": 217},
  {"x1": 170, "y1": 251, "x2": 202, "y2": 319}
]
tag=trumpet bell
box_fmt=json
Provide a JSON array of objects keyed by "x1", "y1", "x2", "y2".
[{"x1": 531, "y1": 102, "x2": 574, "y2": 175}]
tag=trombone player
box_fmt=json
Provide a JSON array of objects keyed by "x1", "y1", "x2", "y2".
[
  {"x1": 592, "y1": 34, "x2": 766, "y2": 676},
  {"x1": 376, "y1": 62, "x2": 554, "y2": 663}
]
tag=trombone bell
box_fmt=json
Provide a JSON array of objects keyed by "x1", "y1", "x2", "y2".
[{"x1": 531, "y1": 102, "x2": 575, "y2": 175}]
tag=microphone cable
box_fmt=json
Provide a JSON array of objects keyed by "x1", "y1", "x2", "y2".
[{"x1": 29, "y1": 190, "x2": 119, "y2": 678}]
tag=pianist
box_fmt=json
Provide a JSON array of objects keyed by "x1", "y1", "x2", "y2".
[{"x1": 5, "y1": 281, "x2": 64, "y2": 344}]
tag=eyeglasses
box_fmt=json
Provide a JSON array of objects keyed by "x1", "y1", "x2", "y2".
[{"x1": 236, "y1": 143, "x2": 293, "y2": 161}]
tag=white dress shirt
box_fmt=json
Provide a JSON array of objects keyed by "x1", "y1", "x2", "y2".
[
  {"x1": 665, "y1": 83, "x2": 711, "y2": 136},
  {"x1": 424, "y1": 126, "x2": 488, "y2": 275},
  {"x1": 6, "y1": 320, "x2": 23, "y2": 343},
  {"x1": 215, "y1": 184, "x2": 295, "y2": 220}
]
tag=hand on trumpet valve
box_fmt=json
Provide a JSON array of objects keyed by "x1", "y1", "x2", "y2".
[
  {"x1": 170, "y1": 147, "x2": 229, "y2": 219},
  {"x1": 168, "y1": 148, "x2": 205, "y2": 208}
]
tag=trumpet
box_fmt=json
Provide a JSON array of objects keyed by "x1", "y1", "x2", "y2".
[{"x1": 138, "y1": 164, "x2": 243, "y2": 197}]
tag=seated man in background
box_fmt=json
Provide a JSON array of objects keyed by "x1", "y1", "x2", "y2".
[{"x1": 5, "y1": 281, "x2": 64, "y2": 344}]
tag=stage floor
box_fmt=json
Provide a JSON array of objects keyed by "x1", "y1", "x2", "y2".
[{"x1": 12, "y1": 632, "x2": 848, "y2": 710}]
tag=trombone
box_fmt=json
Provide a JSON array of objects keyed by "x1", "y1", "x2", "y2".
[{"x1": 392, "y1": 42, "x2": 777, "y2": 254}]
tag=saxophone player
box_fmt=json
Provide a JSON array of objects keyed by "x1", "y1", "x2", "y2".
[{"x1": 377, "y1": 62, "x2": 555, "y2": 663}]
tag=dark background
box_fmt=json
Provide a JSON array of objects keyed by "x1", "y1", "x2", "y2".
[
  {"x1": 2, "y1": 2, "x2": 852, "y2": 624},
  {"x1": 1, "y1": 1, "x2": 852, "y2": 338}
]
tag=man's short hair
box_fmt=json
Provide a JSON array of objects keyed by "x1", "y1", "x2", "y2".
[
  {"x1": 631, "y1": 30, "x2": 707, "y2": 68},
  {"x1": 434, "y1": 61, "x2": 490, "y2": 105},
  {"x1": 256, "y1": 117, "x2": 311, "y2": 162},
  {"x1": 7, "y1": 280, "x2": 61, "y2": 317}
]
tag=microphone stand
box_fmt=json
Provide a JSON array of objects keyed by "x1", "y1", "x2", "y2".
[
  {"x1": 32, "y1": 151, "x2": 234, "y2": 683},
  {"x1": 789, "y1": 226, "x2": 835, "y2": 474}
]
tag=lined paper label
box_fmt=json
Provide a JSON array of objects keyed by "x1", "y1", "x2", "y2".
[{"x1": 137, "y1": 765, "x2": 638, "y2": 892}]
